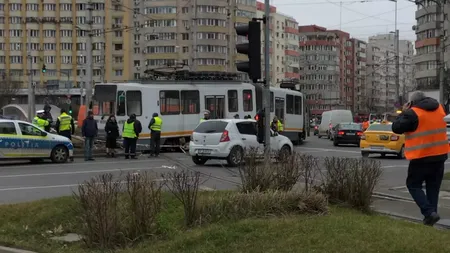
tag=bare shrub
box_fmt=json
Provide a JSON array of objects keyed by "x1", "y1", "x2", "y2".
[
  {"x1": 125, "y1": 172, "x2": 162, "y2": 240},
  {"x1": 238, "y1": 148, "x2": 274, "y2": 192},
  {"x1": 272, "y1": 152, "x2": 303, "y2": 191},
  {"x1": 298, "y1": 154, "x2": 320, "y2": 193},
  {"x1": 163, "y1": 170, "x2": 202, "y2": 227},
  {"x1": 195, "y1": 190, "x2": 328, "y2": 224},
  {"x1": 74, "y1": 173, "x2": 124, "y2": 249},
  {"x1": 320, "y1": 157, "x2": 382, "y2": 212}
]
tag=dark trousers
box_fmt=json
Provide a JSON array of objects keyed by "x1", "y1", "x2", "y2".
[
  {"x1": 123, "y1": 137, "x2": 137, "y2": 158},
  {"x1": 406, "y1": 160, "x2": 445, "y2": 217},
  {"x1": 150, "y1": 131, "x2": 161, "y2": 155},
  {"x1": 59, "y1": 130, "x2": 71, "y2": 140}
]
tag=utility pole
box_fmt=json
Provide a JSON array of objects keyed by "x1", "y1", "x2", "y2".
[
  {"x1": 27, "y1": 28, "x2": 35, "y2": 122},
  {"x1": 395, "y1": 29, "x2": 400, "y2": 105},
  {"x1": 192, "y1": 0, "x2": 198, "y2": 71},
  {"x1": 85, "y1": 1, "x2": 93, "y2": 115},
  {"x1": 263, "y1": 0, "x2": 271, "y2": 157}
]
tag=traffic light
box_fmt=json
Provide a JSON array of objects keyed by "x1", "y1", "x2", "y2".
[
  {"x1": 235, "y1": 21, "x2": 261, "y2": 83},
  {"x1": 68, "y1": 105, "x2": 72, "y2": 114},
  {"x1": 256, "y1": 109, "x2": 265, "y2": 144},
  {"x1": 41, "y1": 64, "x2": 46, "y2": 73}
]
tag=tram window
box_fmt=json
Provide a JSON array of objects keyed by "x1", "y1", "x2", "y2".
[
  {"x1": 286, "y1": 95, "x2": 294, "y2": 114},
  {"x1": 116, "y1": 90, "x2": 126, "y2": 116},
  {"x1": 294, "y1": 96, "x2": 302, "y2": 115},
  {"x1": 270, "y1": 92, "x2": 274, "y2": 112},
  {"x1": 181, "y1": 90, "x2": 200, "y2": 114},
  {"x1": 243, "y1": 90, "x2": 253, "y2": 112},
  {"x1": 228, "y1": 90, "x2": 238, "y2": 112},
  {"x1": 160, "y1": 90, "x2": 180, "y2": 115},
  {"x1": 126, "y1": 91, "x2": 142, "y2": 116}
]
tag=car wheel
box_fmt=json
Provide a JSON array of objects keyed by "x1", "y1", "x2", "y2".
[
  {"x1": 227, "y1": 146, "x2": 244, "y2": 167},
  {"x1": 318, "y1": 134, "x2": 321, "y2": 139},
  {"x1": 192, "y1": 156, "x2": 208, "y2": 165},
  {"x1": 361, "y1": 152, "x2": 369, "y2": 158},
  {"x1": 278, "y1": 145, "x2": 291, "y2": 161},
  {"x1": 51, "y1": 145, "x2": 69, "y2": 163},
  {"x1": 333, "y1": 140, "x2": 338, "y2": 146},
  {"x1": 397, "y1": 146, "x2": 405, "y2": 159}
]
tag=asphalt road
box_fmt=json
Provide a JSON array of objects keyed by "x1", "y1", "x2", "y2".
[{"x1": 1, "y1": 136, "x2": 450, "y2": 204}]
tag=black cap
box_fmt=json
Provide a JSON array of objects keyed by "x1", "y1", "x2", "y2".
[{"x1": 152, "y1": 112, "x2": 158, "y2": 117}]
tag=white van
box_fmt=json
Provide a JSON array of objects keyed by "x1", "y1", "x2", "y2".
[{"x1": 318, "y1": 110, "x2": 354, "y2": 139}]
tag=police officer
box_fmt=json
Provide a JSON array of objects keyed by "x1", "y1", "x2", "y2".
[
  {"x1": 32, "y1": 110, "x2": 49, "y2": 130},
  {"x1": 123, "y1": 114, "x2": 142, "y2": 159},
  {"x1": 148, "y1": 112, "x2": 162, "y2": 157},
  {"x1": 55, "y1": 108, "x2": 75, "y2": 140},
  {"x1": 42, "y1": 104, "x2": 53, "y2": 132},
  {"x1": 200, "y1": 110, "x2": 210, "y2": 123},
  {"x1": 392, "y1": 91, "x2": 449, "y2": 226}
]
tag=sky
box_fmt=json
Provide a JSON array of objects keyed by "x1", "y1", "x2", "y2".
[{"x1": 274, "y1": 0, "x2": 417, "y2": 42}]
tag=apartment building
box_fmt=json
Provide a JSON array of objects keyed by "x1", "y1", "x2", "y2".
[
  {"x1": 348, "y1": 38, "x2": 367, "y2": 114},
  {"x1": 413, "y1": 2, "x2": 442, "y2": 89},
  {"x1": 0, "y1": 0, "x2": 259, "y2": 91},
  {"x1": 255, "y1": 2, "x2": 299, "y2": 86},
  {"x1": 298, "y1": 25, "x2": 347, "y2": 116},
  {"x1": 367, "y1": 34, "x2": 415, "y2": 113}
]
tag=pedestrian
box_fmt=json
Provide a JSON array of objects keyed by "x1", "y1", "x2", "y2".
[
  {"x1": 233, "y1": 114, "x2": 239, "y2": 119},
  {"x1": 42, "y1": 104, "x2": 53, "y2": 132},
  {"x1": 32, "y1": 110, "x2": 49, "y2": 130},
  {"x1": 148, "y1": 112, "x2": 162, "y2": 157},
  {"x1": 82, "y1": 111, "x2": 98, "y2": 161},
  {"x1": 200, "y1": 110, "x2": 210, "y2": 123},
  {"x1": 392, "y1": 91, "x2": 449, "y2": 226},
  {"x1": 122, "y1": 113, "x2": 142, "y2": 159},
  {"x1": 105, "y1": 115, "x2": 119, "y2": 157},
  {"x1": 55, "y1": 108, "x2": 75, "y2": 140}
]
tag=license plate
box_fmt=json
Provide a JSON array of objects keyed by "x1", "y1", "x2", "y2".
[
  {"x1": 379, "y1": 135, "x2": 389, "y2": 140},
  {"x1": 197, "y1": 149, "x2": 211, "y2": 154},
  {"x1": 346, "y1": 133, "x2": 355, "y2": 135},
  {"x1": 370, "y1": 146, "x2": 383, "y2": 150}
]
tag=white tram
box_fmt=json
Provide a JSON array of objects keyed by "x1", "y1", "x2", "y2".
[{"x1": 93, "y1": 74, "x2": 309, "y2": 150}]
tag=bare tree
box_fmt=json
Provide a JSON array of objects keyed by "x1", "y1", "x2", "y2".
[{"x1": 0, "y1": 75, "x2": 20, "y2": 107}]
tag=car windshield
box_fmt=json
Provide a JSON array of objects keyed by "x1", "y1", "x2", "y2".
[
  {"x1": 340, "y1": 124, "x2": 361, "y2": 130},
  {"x1": 194, "y1": 120, "x2": 228, "y2": 133},
  {"x1": 367, "y1": 124, "x2": 392, "y2": 132}
]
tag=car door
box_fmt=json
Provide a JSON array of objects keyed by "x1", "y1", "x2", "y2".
[
  {"x1": 18, "y1": 122, "x2": 50, "y2": 158},
  {"x1": 235, "y1": 121, "x2": 263, "y2": 154},
  {"x1": 0, "y1": 121, "x2": 21, "y2": 158},
  {"x1": 270, "y1": 130, "x2": 283, "y2": 152}
]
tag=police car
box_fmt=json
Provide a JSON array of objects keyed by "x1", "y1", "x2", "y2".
[{"x1": 0, "y1": 119, "x2": 74, "y2": 163}]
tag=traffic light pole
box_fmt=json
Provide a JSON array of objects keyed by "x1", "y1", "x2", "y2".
[
  {"x1": 85, "y1": 1, "x2": 94, "y2": 115},
  {"x1": 263, "y1": 0, "x2": 271, "y2": 159}
]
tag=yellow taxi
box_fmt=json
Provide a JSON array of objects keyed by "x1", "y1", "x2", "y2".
[{"x1": 360, "y1": 122, "x2": 405, "y2": 159}]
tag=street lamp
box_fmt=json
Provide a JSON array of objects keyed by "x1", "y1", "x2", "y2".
[{"x1": 388, "y1": 0, "x2": 400, "y2": 107}]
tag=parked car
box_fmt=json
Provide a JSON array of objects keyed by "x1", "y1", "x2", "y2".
[
  {"x1": 332, "y1": 122, "x2": 363, "y2": 146},
  {"x1": 0, "y1": 119, "x2": 74, "y2": 163},
  {"x1": 189, "y1": 119, "x2": 294, "y2": 167}
]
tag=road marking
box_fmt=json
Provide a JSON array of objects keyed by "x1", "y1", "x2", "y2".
[
  {"x1": 296, "y1": 147, "x2": 360, "y2": 154},
  {"x1": 0, "y1": 157, "x2": 189, "y2": 169},
  {"x1": 0, "y1": 166, "x2": 169, "y2": 179}
]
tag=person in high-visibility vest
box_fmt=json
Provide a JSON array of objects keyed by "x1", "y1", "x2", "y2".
[
  {"x1": 200, "y1": 110, "x2": 210, "y2": 123},
  {"x1": 32, "y1": 110, "x2": 49, "y2": 130},
  {"x1": 55, "y1": 108, "x2": 75, "y2": 140},
  {"x1": 392, "y1": 91, "x2": 448, "y2": 227},
  {"x1": 271, "y1": 116, "x2": 283, "y2": 133},
  {"x1": 362, "y1": 120, "x2": 369, "y2": 131},
  {"x1": 122, "y1": 114, "x2": 142, "y2": 159},
  {"x1": 148, "y1": 112, "x2": 163, "y2": 157}
]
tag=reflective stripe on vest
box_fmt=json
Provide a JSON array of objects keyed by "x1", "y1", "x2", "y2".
[
  {"x1": 58, "y1": 113, "x2": 72, "y2": 131},
  {"x1": 404, "y1": 105, "x2": 449, "y2": 160},
  {"x1": 151, "y1": 116, "x2": 162, "y2": 131},
  {"x1": 123, "y1": 122, "x2": 137, "y2": 138}
]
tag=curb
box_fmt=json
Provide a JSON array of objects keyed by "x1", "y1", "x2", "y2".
[
  {"x1": 0, "y1": 246, "x2": 36, "y2": 253},
  {"x1": 72, "y1": 152, "x2": 143, "y2": 159},
  {"x1": 375, "y1": 209, "x2": 450, "y2": 230}
]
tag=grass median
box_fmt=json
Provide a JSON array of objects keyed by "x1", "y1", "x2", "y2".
[{"x1": 1, "y1": 194, "x2": 450, "y2": 253}]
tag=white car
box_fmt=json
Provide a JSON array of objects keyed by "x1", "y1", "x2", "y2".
[
  {"x1": 189, "y1": 119, "x2": 294, "y2": 166},
  {"x1": 0, "y1": 119, "x2": 74, "y2": 163}
]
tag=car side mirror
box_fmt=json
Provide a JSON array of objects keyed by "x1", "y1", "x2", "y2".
[
  {"x1": 41, "y1": 131, "x2": 47, "y2": 137},
  {"x1": 271, "y1": 132, "x2": 278, "y2": 137}
]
